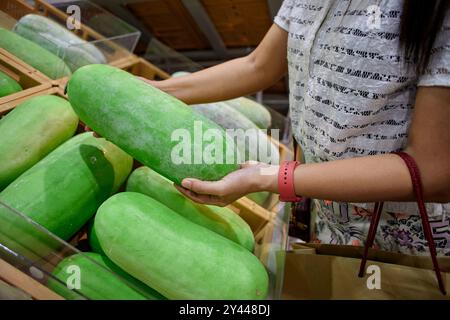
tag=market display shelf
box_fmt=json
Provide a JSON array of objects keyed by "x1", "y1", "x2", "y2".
[
  {"x1": 0, "y1": 48, "x2": 51, "y2": 115},
  {"x1": 0, "y1": 81, "x2": 289, "y2": 299},
  {"x1": 0, "y1": 1, "x2": 291, "y2": 298},
  {"x1": 0, "y1": 0, "x2": 140, "y2": 78},
  {"x1": 1, "y1": 49, "x2": 291, "y2": 241},
  {"x1": 111, "y1": 55, "x2": 171, "y2": 81}
]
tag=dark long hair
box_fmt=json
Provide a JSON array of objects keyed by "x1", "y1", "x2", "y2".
[{"x1": 400, "y1": 0, "x2": 449, "y2": 74}]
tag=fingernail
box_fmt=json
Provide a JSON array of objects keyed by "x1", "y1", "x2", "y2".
[{"x1": 182, "y1": 179, "x2": 192, "y2": 189}]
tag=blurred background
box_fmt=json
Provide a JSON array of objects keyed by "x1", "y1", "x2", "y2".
[{"x1": 47, "y1": 0, "x2": 289, "y2": 114}]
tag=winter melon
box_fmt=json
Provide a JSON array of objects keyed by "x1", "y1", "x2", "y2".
[
  {"x1": 49, "y1": 252, "x2": 165, "y2": 300},
  {"x1": 94, "y1": 192, "x2": 269, "y2": 300},
  {"x1": 0, "y1": 70, "x2": 22, "y2": 97},
  {"x1": 125, "y1": 166, "x2": 254, "y2": 251},
  {"x1": 67, "y1": 64, "x2": 239, "y2": 184},
  {"x1": 0, "y1": 132, "x2": 132, "y2": 258},
  {"x1": 0, "y1": 28, "x2": 71, "y2": 79},
  {"x1": 0, "y1": 95, "x2": 78, "y2": 190},
  {"x1": 225, "y1": 97, "x2": 272, "y2": 129},
  {"x1": 14, "y1": 14, "x2": 106, "y2": 72},
  {"x1": 192, "y1": 102, "x2": 279, "y2": 164}
]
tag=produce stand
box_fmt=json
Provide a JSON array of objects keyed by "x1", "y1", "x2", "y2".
[
  {"x1": 0, "y1": 82, "x2": 290, "y2": 299},
  {"x1": 0, "y1": 0, "x2": 292, "y2": 301}
]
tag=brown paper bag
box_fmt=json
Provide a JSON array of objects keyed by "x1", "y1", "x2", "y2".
[{"x1": 281, "y1": 243, "x2": 450, "y2": 300}]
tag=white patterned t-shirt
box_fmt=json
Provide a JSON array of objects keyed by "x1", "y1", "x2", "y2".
[{"x1": 274, "y1": 0, "x2": 450, "y2": 255}]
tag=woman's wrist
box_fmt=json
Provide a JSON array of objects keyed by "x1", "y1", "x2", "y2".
[{"x1": 251, "y1": 164, "x2": 279, "y2": 193}]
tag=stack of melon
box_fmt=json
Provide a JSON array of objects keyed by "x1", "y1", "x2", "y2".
[
  {"x1": 0, "y1": 14, "x2": 106, "y2": 81},
  {"x1": 0, "y1": 65, "x2": 269, "y2": 300}
]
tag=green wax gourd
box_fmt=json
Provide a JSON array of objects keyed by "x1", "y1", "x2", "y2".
[
  {"x1": 94, "y1": 192, "x2": 269, "y2": 300},
  {"x1": 0, "y1": 70, "x2": 22, "y2": 97},
  {"x1": 224, "y1": 97, "x2": 272, "y2": 129},
  {"x1": 87, "y1": 218, "x2": 106, "y2": 256},
  {"x1": 0, "y1": 95, "x2": 78, "y2": 190},
  {"x1": 67, "y1": 64, "x2": 239, "y2": 184},
  {"x1": 192, "y1": 102, "x2": 279, "y2": 163},
  {"x1": 247, "y1": 192, "x2": 270, "y2": 207},
  {"x1": 49, "y1": 252, "x2": 166, "y2": 300},
  {"x1": 14, "y1": 14, "x2": 106, "y2": 72},
  {"x1": 0, "y1": 132, "x2": 133, "y2": 259},
  {"x1": 0, "y1": 28, "x2": 71, "y2": 79},
  {"x1": 125, "y1": 166, "x2": 254, "y2": 251}
]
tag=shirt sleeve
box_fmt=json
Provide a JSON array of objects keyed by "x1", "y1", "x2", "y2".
[
  {"x1": 274, "y1": 0, "x2": 294, "y2": 32},
  {"x1": 417, "y1": 10, "x2": 450, "y2": 87}
]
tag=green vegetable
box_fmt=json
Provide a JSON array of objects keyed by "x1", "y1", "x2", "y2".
[
  {"x1": 192, "y1": 102, "x2": 279, "y2": 163},
  {"x1": 94, "y1": 192, "x2": 269, "y2": 300},
  {"x1": 87, "y1": 218, "x2": 105, "y2": 256},
  {"x1": 0, "y1": 95, "x2": 78, "y2": 190},
  {"x1": 0, "y1": 27, "x2": 71, "y2": 79},
  {"x1": 0, "y1": 70, "x2": 22, "y2": 97},
  {"x1": 67, "y1": 64, "x2": 239, "y2": 184},
  {"x1": 0, "y1": 132, "x2": 133, "y2": 256},
  {"x1": 225, "y1": 97, "x2": 272, "y2": 129},
  {"x1": 247, "y1": 192, "x2": 270, "y2": 207},
  {"x1": 125, "y1": 166, "x2": 254, "y2": 251},
  {"x1": 50, "y1": 252, "x2": 165, "y2": 300},
  {"x1": 14, "y1": 14, "x2": 106, "y2": 72}
]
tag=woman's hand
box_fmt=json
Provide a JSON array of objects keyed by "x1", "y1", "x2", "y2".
[
  {"x1": 175, "y1": 162, "x2": 278, "y2": 206},
  {"x1": 138, "y1": 77, "x2": 158, "y2": 87}
]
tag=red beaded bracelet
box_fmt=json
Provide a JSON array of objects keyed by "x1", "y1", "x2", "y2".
[{"x1": 278, "y1": 161, "x2": 302, "y2": 202}]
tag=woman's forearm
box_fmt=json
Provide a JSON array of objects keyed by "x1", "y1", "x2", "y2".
[
  {"x1": 155, "y1": 56, "x2": 266, "y2": 104},
  {"x1": 293, "y1": 154, "x2": 414, "y2": 202},
  {"x1": 153, "y1": 24, "x2": 288, "y2": 104},
  {"x1": 259, "y1": 152, "x2": 448, "y2": 203}
]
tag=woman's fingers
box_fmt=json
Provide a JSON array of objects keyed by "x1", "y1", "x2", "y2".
[
  {"x1": 137, "y1": 76, "x2": 156, "y2": 86},
  {"x1": 174, "y1": 184, "x2": 226, "y2": 206},
  {"x1": 181, "y1": 178, "x2": 227, "y2": 196}
]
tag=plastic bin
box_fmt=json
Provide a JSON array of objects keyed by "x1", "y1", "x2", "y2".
[
  {"x1": 0, "y1": 201, "x2": 158, "y2": 300},
  {"x1": 0, "y1": 0, "x2": 140, "y2": 78}
]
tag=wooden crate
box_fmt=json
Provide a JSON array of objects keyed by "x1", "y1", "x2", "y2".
[
  {"x1": 111, "y1": 55, "x2": 171, "y2": 80},
  {"x1": 0, "y1": 259, "x2": 63, "y2": 300},
  {"x1": 0, "y1": 48, "x2": 51, "y2": 115}
]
